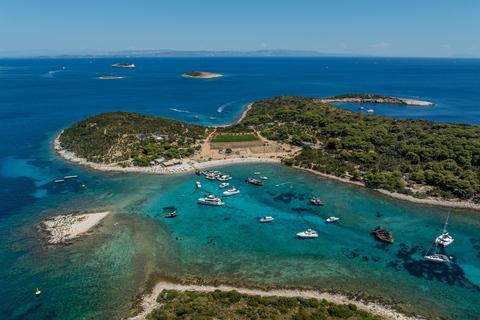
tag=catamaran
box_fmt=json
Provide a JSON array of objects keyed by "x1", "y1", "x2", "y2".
[{"x1": 435, "y1": 212, "x2": 454, "y2": 247}]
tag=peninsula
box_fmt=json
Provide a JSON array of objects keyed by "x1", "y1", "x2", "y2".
[
  {"x1": 320, "y1": 94, "x2": 435, "y2": 106},
  {"x1": 98, "y1": 76, "x2": 124, "y2": 79},
  {"x1": 112, "y1": 63, "x2": 135, "y2": 67},
  {"x1": 182, "y1": 71, "x2": 224, "y2": 78},
  {"x1": 54, "y1": 95, "x2": 480, "y2": 207}
]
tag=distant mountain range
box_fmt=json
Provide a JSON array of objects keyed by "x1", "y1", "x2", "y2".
[{"x1": 1, "y1": 49, "x2": 365, "y2": 59}]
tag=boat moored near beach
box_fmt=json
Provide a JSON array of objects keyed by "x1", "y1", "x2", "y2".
[
  {"x1": 326, "y1": 217, "x2": 339, "y2": 223},
  {"x1": 246, "y1": 177, "x2": 263, "y2": 186},
  {"x1": 197, "y1": 194, "x2": 224, "y2": 206},
  {"x1": 219, "y1": 182, "x2": 229, "y2": 189},
  {"x1": 196, "y1": 181, "x2": 201, "y2": 188},
  {"x1": 223, "y1": 186, "x2": 240, "y2": 196},
  {"x1": 435, "y1": 213, "x2": 454, "y2": 247},
  {"x1": 165, "y1": 211, "x2": 179, "y2": 218},
  {"x1": 260, "y1": 216, "x2": 274, "y2": 223},
  {"x1": 296, "y1": 229, "x2": 318, "y2": 238},
  {"x1": 310, "y1": 197, "x2": 325, "y2": 206},
  {"x1": 372, "y1": 227, "x2": 394, "y2": 243}
]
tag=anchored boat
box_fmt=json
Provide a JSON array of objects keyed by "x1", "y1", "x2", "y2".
[{"x1": 372, "y1": 227, "x2": 394, "y2": 243}]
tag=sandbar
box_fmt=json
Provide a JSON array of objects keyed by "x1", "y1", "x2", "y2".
[{"x1": 39, "y1": 211, "x2": 110, "y2": 245}]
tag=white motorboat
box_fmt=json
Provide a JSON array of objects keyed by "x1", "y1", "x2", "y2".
[
  {"x1": 206, "y1": 174, "x2": 216, "y2": 180},
  {"x1": 296, "y1": 229, "x2": 318, "y2": 238},
  {"x1": 260, "y1": 216, "x2": 274, "y2": 223},
  {"x1": 219, "y1": 182, "x2": 230, "y2": 189},
  {"x1": 260, "y1": 176, "x2": 268, "y2": 180},
  {"x1": 310, "y1": 197, "x2": 325, "y2": 206},
  {"x1": 217, "y1": 175, "x2": 232, "y2": 181},
  {"x1": 435, "y1": 213, "x2": 454, "y2": 247},
  {"x1": 223, "y1": 187, "x2": 240, "y2": 196},
  {"x1": 197, "y1": 194, "x2": 224, "y2": 206},
  {"x1": 366, "y1": 109, "x2": 374, "y2": 113},
  {"x1": 254, "y1": 172, "x2": 260, "y2": 175},
  {"x1": 196, "y1": 181, "x2": 201, "y2": 188},
  {"x1": 358, "y1": 107, "x2": 365, "y2": 110},
  {"x1": 326, "y1": 217, "x2": 339, "y2": 223}
]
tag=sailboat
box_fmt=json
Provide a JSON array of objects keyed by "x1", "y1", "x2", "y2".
[
  {"x1": 435, "y1": 212, "x2": 454, "y2": 247},
  {"x1": 423, "y1": 242, "x2": 451, "y2": 263}
]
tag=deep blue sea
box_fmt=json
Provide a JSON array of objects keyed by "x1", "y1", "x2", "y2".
[{"x1": 1, "y1": 57, "x2": 480, "y2": 320}]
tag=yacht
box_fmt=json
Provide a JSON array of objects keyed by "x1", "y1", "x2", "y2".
[
  {"x1": 423, "y1": 242, "x2": 451, "y2": 263},
  {"x1": 196, "y1": 181, "x2": 201, "y2": 188},
  {"x1": 217, "y1": 175, "x2": 232, "y2": 181},
  {"x1": 435, "y1": 213, "x2": 454, "y2": 247},
  {"x1": 358, "y1": 107, "x2": 365, "y2": 110},
  {"x1": 372, "y1": 227, "x2": 394, "y2": 243},
  {"x1": 326, "y1": 217, "x2": 339, "y2": 223},
  {"x1": 254, "y1": 172, "x2": 260, "y2": 175},
  {"x1": 223, "y1": 187, "x2": 240, "y2": 196},
  {"x1": 197, "y1": 194, "x2": 224, "y2": 206},
  {"x1": 260, "y1": 216, "x2": 274, "y2": 223},
  {"x1": 260, "y1": 176, "x2": 268, "y2": 180},
  {"x1": 366, "y1": 109, "x2": 374, "y2": 113},
  {"x1": 219, "y1": 182, "x2": 230, "y2": 189},
  {"x1": 246, "y1": 177, "x2": 263, "y2": 186},
  {"x1": 310, "y1": 197, "x2": 325, "y2": 206},
  {"x1": 193, "y1": 115, "x2": 199, "y2": 119},
  {"x1": 206, "y1": 174, "x2": 217, "y2": 180},
  {"x1": 165, "y1": 211, "x2": 179, "y2": 218},
  {"x1": 296, "y1": 229, "x2": 318, "y2": 238}
]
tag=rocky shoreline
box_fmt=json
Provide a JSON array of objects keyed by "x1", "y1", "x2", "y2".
[
  {"x1": 294, "y1": 166, "x2": 480, "y2": 210},
  {"x1": 38, "y1": 211, "x2": 110, "y2": 245},
  {"x1": 320, "y1": 97, "x2": 435, "y2": 106}
]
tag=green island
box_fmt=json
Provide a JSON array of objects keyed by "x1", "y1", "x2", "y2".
[
  {"x1": 57, "y1": 95, "x2": 480, "y2": 203},
  {"x1": 321, "y1": 94, "x2": 435, "y2": 106},
  {"x1": 148, "y1": 289, "x2": 381, "y2": 320},
  {"x1": 183, "y1": 71, "x2": 224, "y2": 78},
  {"x1": 112, "y1": 63, "x2": 135, "y2": 67}
]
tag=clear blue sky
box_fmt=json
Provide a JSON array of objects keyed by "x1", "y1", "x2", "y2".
[{"x1": 2, "y1": 0, "x2": 479, "y2": 57}]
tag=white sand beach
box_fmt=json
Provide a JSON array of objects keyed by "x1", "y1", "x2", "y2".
[
  {"x1": 129, "y1": 281, "x2": 417, "y2": 320},
  {"x1": 40, "y1": 211, "x2": 110, "y2": 244}
]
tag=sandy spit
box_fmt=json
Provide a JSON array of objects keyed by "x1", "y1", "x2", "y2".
[
  {"x1": 39, "y1": 211, "x2": 110, "y2": 245},
  {"x1": 128, "y1": 281, "x2": 418, "y2": 320}
]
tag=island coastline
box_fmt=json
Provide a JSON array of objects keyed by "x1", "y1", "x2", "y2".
[
  {"x1": 98, "y1": 76, "x2": 124, "y2": 79},
  {"x1": 130, "y1": 281, "x2": 417, "y2": 320},
  {"x1": 182, "y1": 71, "x2": 224, "y2": 79}
]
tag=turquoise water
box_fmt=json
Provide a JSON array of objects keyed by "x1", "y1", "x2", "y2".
[{"x1": 1, "y1": 58, "x2": 480, "y2": 319}]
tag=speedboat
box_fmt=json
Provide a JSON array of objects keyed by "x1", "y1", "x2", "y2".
[
  {"x1": 223, "y1": 187, "x2": 240, "y2": 196},
  {"x1": 358, "y1": 107, "x2": 365, "y2": 110},
  {"x1": 196, "y1": 181, "x2": 201, "y2": 188},
  {"x1": 372, "y1": 227, "x2": 394, "y2": 243},
  {"x1": 195, "y1": 170, "x2": 202, "y2": 176},
  {"x1": 254, "y1": 172, "x2": 260, "y2": 175},
  {"x1": 197, "y1": 194, "x2": 224, "y2": 206},
  {"x1": 246, "y1": 177, "x2": 263, "y2": 186},
  {"x1": 326, "y1": 217, "x2": 339, "y2": 223},
  {"x1": 260, "y1": 216, "x2": 274, "y2": 223},
  {"x1": 310, "y1": 197, "x2": 325, "y2": 206},
  {"x1": 210, "y1": 117, "x2": 215, "y2": 120},
  {"x1": 296, "y1": 229, "x2": 318, "y2": 238},
  {"x1": 193, "y1": 115, "x2": 199, "y2": 119},
  {"x1": 260, "y1": 176, "x2": 268, "y2": 180},
  {"x1": 366, "y1": 109, "x2": 374, "y2": 113},
  {"x1": 165, "y1": 211, "x2": 179, "y2": 218},
  {"x1": 206, "y1": 174, "x2": 216, "y2": 180},
  {"x1": 219, "y1": 182, "x2": 230, "y2": 189}
]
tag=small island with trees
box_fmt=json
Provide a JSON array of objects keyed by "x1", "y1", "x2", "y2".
[
  {"x1": 321, "y1": 94, "x2": 435, "y2": 106},
  {"x1": 112, "y1": 63, "x2": 135, "y2": 67},
  {"x1": 55, "y1": 94, "x2": 480, "y2": 206},
  {"x1": 182, "y1": 71, "x2": 224, "y2": 79}
]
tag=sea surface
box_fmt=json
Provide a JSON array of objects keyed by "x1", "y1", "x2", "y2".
[{"x1": 1, "y1": 57, "x2": 480, "y2": 319}]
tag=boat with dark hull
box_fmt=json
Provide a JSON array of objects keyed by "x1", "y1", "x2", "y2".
[
  {"x1": 246, "y1": 177, "x2": 263, "y2": 186},
  {"x1": 165, "y1": 211, "x2": 179, "y2": 218},
  {"x1": 310, "y1": 197, "x2": 325, "y2": 206},
  {"x1": 372, "y1": 226, "x2": 394, "y2": 243}
]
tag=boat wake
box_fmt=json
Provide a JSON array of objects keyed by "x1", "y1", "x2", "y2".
[
  {"x1": 217, "y1": 100, "x2": 241, "y2": 113},
  {"x1": 169, "y1": 108, "x2": 191, "y2": 113},
  {"x1": 42, "y1": 70, "x2": 63, "y2": 78}
]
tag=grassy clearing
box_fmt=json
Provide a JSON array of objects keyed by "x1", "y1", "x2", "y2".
[{"x1": 211, "y1": 134, "x2": 259, "y2": 143}]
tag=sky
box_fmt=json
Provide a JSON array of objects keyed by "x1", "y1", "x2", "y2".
[{"x1": 1, "y1": 0, "x2": 479, "y2": 57}]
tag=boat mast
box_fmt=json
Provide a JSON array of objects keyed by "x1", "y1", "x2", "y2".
[{"x1": 442, "y1": 212, "x2": 450, "y2": 234}]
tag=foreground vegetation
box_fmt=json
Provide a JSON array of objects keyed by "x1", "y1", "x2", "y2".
[{"x1": 147, "y1": 289, "x2": 382, "y2": 320}]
